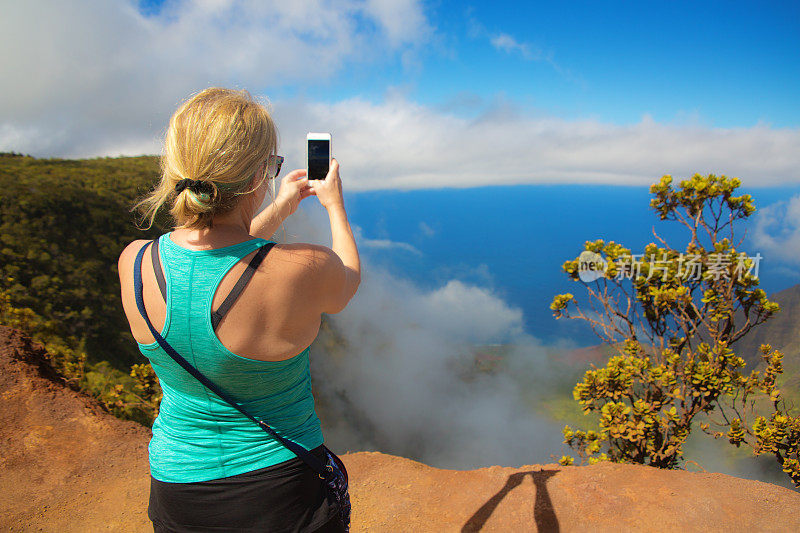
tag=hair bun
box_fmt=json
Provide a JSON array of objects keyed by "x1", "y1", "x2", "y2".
[{"x1": 175, "y1": 178, "x2": 214, "y2": 196}]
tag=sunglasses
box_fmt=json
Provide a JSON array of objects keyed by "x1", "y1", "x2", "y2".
[{"x1": 266, "y1": 155, "x2": 284, "y2": 179}]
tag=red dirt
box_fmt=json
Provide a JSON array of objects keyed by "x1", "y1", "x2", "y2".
[{"x1": 1, "y1": 325, "x2": 798, "y2": 532}]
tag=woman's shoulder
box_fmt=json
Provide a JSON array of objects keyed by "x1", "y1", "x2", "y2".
[
  {"x1": 269, "y1": 242, "x2": 342, "y2": 273},
  {"x1": 267, "y1": 243, "x2": 346, "y2": 299},
  {"x1": 117, "y1": 239, "x2": 152, "y2": 272},
  {"x1": 266, "y1": 243, "x2": 347, "y2": 314}
]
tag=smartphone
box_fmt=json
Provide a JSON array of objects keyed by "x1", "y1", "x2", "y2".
[{"x1": 307, "y1": 132, "x2": 332, "y2": 180}]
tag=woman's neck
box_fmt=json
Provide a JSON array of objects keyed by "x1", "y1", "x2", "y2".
[{"x1": 172, "y1": 214, "x2": 254, "y2": 249}]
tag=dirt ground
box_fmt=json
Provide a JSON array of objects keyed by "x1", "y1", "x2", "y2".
[{"x1": 1, "y1": 325, "x2": 798, "y2": 532}]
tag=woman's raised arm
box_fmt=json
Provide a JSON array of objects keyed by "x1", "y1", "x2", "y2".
[{"x1": 308, "y1": 158, "x2": 360, "y2": 313}]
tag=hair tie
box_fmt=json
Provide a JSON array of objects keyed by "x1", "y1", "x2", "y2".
[{"x1": 175, "y1": 178, "x2": 214, "y2": 196}]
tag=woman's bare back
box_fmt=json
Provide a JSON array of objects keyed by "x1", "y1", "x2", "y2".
[{"x1": 118, "y1": 233, "x2": 329, "y2": 363}]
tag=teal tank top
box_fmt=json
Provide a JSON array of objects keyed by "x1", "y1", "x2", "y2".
[{"x1": 137, "y1": 232, "x2": 324, "y2": 483}]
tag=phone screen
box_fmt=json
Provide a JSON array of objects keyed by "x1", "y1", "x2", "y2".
[{"x1": 308, "y1": 139, "x2": 330, "y2": 180}]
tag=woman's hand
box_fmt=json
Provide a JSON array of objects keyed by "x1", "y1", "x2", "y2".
[
  {"x1": 308, "y1": 158, "x2": 344, "y2": 210},
  {"x1": 274, "y1": 169, "x2": 314, "y2": 218}
]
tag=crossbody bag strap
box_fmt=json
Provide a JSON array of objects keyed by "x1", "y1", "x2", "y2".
[{"x1": 133, "y1": 239, "x2": 333, "y2": 480}]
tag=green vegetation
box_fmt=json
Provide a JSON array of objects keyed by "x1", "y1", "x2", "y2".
[
  {"x1": 0, "y1": 152, "x2": 341, "y2": 428},
  {"x1": 0, "y1": 152, "x2": 168, "y2": 425},
  {"x1": 551, "y1": 173, "x2": 800, "y2": 487}
]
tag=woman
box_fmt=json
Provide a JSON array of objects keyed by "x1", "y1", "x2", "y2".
[{"x1": 117, "y1": 87, "x2": 360, "y2": 532}]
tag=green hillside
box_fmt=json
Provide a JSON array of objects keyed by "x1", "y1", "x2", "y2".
[
  {"x1": 0, "y1": 153, "x2": 166, "y2": 369},
  {"x1": 732, "y1": 283, "x2": 800, "y2": 408},
  {"x1": 0, "y1": 153, "x2": 337, "y2": 426}
]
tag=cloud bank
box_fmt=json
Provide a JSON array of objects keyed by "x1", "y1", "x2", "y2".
[
  {"x1": 278, "y1": 204, "x2": 574, "y2": 468},
  {"x1": 271, "y1": 97, "x2": 800, "y2": 190},
  {"x1": 0, "y1": 0, "x2": 430, "y2": 157},
  {"x1": 2, "y1": 1, "x2": 798, "y2": 191}
]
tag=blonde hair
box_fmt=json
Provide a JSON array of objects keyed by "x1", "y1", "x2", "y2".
[{"x1": 132, "y1": 87, "x2": 278, "y2": 230}]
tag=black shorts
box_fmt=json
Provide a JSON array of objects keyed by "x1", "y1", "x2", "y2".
[{"x1": 148, "y1": 444, "x2": 345, "y2": 533}]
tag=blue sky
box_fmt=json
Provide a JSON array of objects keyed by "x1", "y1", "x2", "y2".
[
  {"x1": 170, "y1": 0, "x2": 800, "y2": 128},
  {"x1": 291, "y1": 0, "x2": 800, "y2": 128}
]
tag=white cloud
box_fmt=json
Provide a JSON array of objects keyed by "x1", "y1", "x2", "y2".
[
  {"x1": 361, "y1": 237, "x2": 422, "y2": 255},
  {"x1": 466, "y1": 13, "x2": 580, "y2": 84},
  {"x1": 771, "y1": 265, "x2": 800, "y2": 279},
  {"x1": 488, "y1": 31, "x2": 579, "y2": 83},
  {"x1": 752, "y1": 195, "x2": 800, "y2": 264},
  {"x1": 277, "y1": 205, "x2": 568, "y2": 468},
  {"x1": 363, "y1": 0, "x2": 432, "y2": 48},
  {"x1": 270, "y1": 96, "x2": 800, "y2": 191},
  {"x1": 490, "y1": 32, "x2": 546, "y2": 61},
  {"x1": 420, "y1": 279, "x2": 525, "y2": 342},
  {"x1": 0, "y1": 0, "x2": 430, "y2": 157},
  {"x1": 418, "y1": 221, "x2": 435, "y2": 237},
  {"x1": 350, "y1": 225, "x2": 422, "y2": 255}
]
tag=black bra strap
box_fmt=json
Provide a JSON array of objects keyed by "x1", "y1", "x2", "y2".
[
  {"x1": 151, "y1": 238, "x2": 167, "y2": 302},
  {"x1": 211, "y1": 242, "x2": 276, "y2": 331}
]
